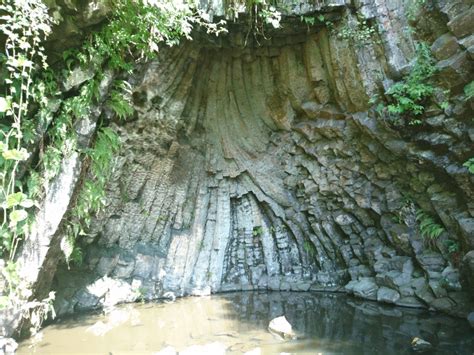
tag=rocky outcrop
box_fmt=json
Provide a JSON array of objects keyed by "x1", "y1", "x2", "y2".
[
  {"x1": 0, "y1": 1, "x2": 472, "y2": 340},
  {"x1": 48, "y1": 0, "x2": 473, "y2": 318}
]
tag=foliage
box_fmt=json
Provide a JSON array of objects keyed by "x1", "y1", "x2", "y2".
[
  {"x1": 385, "y1": 43, "x2": 436, "y2": 122},
  {"x1": 0, "y1": 260, "x2": 56, "y2": 334},
  {"x1": 75, "y1": 0, "x2": 226, "y2": 72},
  {"x1": 445, "y1": 239, "x2": 459, "y2": 255},
  {"x1": 464, "y1": 81, "x2": 474, "y2": 101},
  {"x1": 463, "y1": 158, "x2": 474, "y2": 174},
  {"x1": 107, "y1": 81, "x2": 134, "y2": 120},
  {"x1": 444, "y1": 239, "x2": 460, "y2": 265},
  {"x1": 61, "y1": 127, "x2": 121, "y2": 266},
  {"x1": 252, "y1": 226, "x2": 263, "y2": 236},
  {"x1": 300, "y1": 14, "x2": 332, "y2": 31},
  {"x1": 0, "y1": 0, "x2": 53, "y2": 259},
  {"x1": 415, "y1": 210, "x2": 445, "y2": 247},
  {"x1": 336, "y1": 17, "x2": 378, "y2": 47},
  {"x1": 0, "y1": 0, "x2": 58, "y2": 333}
]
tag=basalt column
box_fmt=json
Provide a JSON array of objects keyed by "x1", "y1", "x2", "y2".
[{"x1": 53, "y1": 22, "x2": 473, "y2": 317}]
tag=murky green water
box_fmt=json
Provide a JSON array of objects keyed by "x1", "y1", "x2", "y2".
[{"x1": 18, "y1": 292, "x2": 474, "y2": 354}]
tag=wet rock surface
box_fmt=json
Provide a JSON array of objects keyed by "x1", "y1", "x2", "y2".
[{"x1": 411, "y1": 337, "x2": 433, "y2": 352}]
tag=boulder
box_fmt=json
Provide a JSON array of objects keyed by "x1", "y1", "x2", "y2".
[
  {"x1": 347, "y1": 277, "x2": 378, "y2": 301},
  {"x1": 417, "y1": 252, "x2": 446, "y2": 273},
  {"x1": 447, "y1": 8, "x2": 474, "y2": 38},
  {"x1": 411, "y1": 337, "x2": 433, "y2": 352},
  {"x1": 461, "y1": 251, "x2": 474, "y2": 293},
  {"x1": 441, "y1": 266, "x2": 462, "y2": 291},
  {"x1": 268, "y1": 316, "x2": 296, "y2": 340},
  {"x1": 377, "y1": 287, "x2": 400, "y2": 304},
  {"x1": 431, "y1": 33, "x2": 460, "y2": 60},
  {"x1": 431, "y1": 297, "x2": 457, "y2": 312},
  {"x1": 436, "y1": 52, "x2": 473, "y2": 90}
]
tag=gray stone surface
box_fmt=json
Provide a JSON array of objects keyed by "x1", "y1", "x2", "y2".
[
  {"x1": 468, "y1": 312, "x2": 474, "y2": 328},
  {"x1": 377, "y1": 287, "x2": 401, "y2": 304},
  {"x1": 411, "y1": 337, "x2": 433, "y2": 352}
]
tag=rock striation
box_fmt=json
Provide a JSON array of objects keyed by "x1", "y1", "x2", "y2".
[{"x1": 49, "y1": 0, "x2": 473, "y2": 318}]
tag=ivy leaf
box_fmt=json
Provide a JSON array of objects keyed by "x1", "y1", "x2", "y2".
[
  {"x1": 9, "y1": 209, "x2": 28, "y2": 226},
  {"x1": 2, "y1": 148, "x2": 29, "y2": 161},
  {"x1": 0, "y1": 97, "x2": 10, "y2": 112},
  {"x1": 6, "y1": 192, "x2": 26, "y2": 208},
  {"x1": 20, "y1": 199, "x2": 34, "y2": 208}
]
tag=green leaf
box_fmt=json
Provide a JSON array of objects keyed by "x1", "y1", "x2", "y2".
[
  {"x1": 0, "y1": 97, "x2": 9, "y2": 113},
  {"x1": 6, "y1": 192, "x2": 26, "y2": 208},
  {"x1": 9, "y1": 209, "x2": 28, "y2": 226},
  {"x1": 20, "y1": 199, "x2": 34, "y2": 208},
  {"x1": 3, "y1": 148, "x2": 29, "y2": 161}
]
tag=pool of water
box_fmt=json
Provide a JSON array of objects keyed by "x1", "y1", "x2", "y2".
[{"x1": 18, "y1": 292, "x2": 474, "y2": 354}]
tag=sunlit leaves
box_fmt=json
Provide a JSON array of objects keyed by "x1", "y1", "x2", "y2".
[
  {"x1": 0, "y1": 97, "x2": 10, "y2": 113},
  {"x1": 5, "y1": 192, "x2": 33, "y2": 209},
  {"x1": 9, "y1": 209, "x2": 28, "y2": 227},
  {"x1": 0, "y1": 0, "x2": 53, "y2": 260},
  {"x1": 2, "y1": 148, "x2": 29, "y2": 161}
]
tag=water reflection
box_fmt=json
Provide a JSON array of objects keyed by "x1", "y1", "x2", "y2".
[{"x1": 18, "y1": 292, "x2": 474, "y2": 354}]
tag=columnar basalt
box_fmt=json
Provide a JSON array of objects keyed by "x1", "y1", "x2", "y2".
[
  {"x1": 1, "y1": 2, "x2": 473, "y2": 343},
  {"x1": 50, "y1": 0, "x2": 474, "y2": 318}
]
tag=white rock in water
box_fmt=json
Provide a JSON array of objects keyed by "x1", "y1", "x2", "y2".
[
  {"x1": 0, "y1": 337, "x2": 18, "y2": 355},
  {"x1": 268, "y1": 316, "x2": 296, "y2": 340},
  {"x1": 411, "y1": 337, "x2": 433, "y2": 352}
]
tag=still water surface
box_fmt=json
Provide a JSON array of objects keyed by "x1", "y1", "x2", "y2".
[{"x1": 18, "y1": 292, "x2": 474, "y2": 354}]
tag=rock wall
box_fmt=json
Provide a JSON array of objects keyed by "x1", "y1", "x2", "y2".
[{"x1": 50, "y1": 0, "x2": 474, "y2": 318}]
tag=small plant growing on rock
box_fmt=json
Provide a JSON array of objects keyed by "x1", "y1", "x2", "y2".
[
  {"x1": 336, "y1": 17, "x2": 379, "y2": 47},
  {"x1": 252, "y1": 226, "x2": 263, "y2": 236},
  {"x1": 444, "y1": 239, "x2": 460, "y2": 265},
  {"x1": 385, "y1": 43, "x2": 436, "y2": 123},
  {"x1": 464, "y1": 81, "x2": 474, "y2": 101},
  {"x1": 463, "y1": 158, "x2": 474, "y2": 174},
  {"x1": 415, "y1": 209, "x2": 445, "y2": 248}
]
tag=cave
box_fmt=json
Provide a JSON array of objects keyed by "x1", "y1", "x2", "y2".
[{"x1": 1, "y1": 0, "x2": 474, "y2": 351}]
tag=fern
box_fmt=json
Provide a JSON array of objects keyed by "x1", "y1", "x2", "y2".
[
  {"x1": 107, "y1": 81, "x2": 134, "y2": 120},
  {"x1": 415, "y1": 210, "x2": 445, "y2": 245},
  {"x1": 385, "y1": 43, "x2": 436, "y2": 121}
]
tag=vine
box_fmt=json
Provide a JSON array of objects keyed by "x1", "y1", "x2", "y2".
[
  {"x1": 0, "y1": 0, "x2": 53, "y2": 260},
  {"x1": 0, "y1": 0, "x2": 57, "y2": 334}
]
